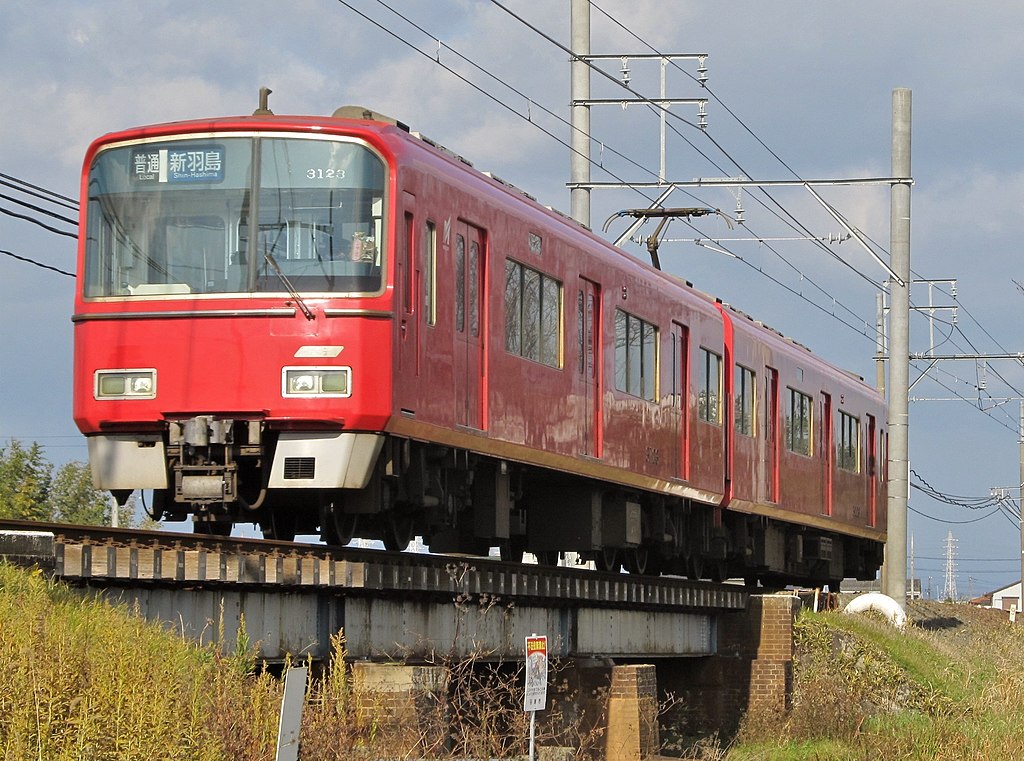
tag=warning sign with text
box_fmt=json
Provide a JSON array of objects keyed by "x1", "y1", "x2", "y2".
[{"x1": 523, "y1": 635, "x2": 548, "y2": 712}]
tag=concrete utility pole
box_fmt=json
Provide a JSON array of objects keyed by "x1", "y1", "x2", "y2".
[
  {"x1": 569, "y1": 0, "x2": 590, "y2": 227},
  {"x1": 1019, "y1": 402, "x2": 1024, "y2": 594},
  {"x1": 884, "y1": 88, "x2": 912, "y2": 605}
]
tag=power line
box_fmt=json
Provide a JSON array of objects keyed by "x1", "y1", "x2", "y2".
[
  {"x1": 352, "y1": 0, "x2": 887, "y2": 348},
  {"x1": 0, "y1": 205, "x2": 77, "y2": 238},
  {"x1": 333, "y1": 0, "x2": 662, "y2": 207},
  {"x1": 0, "y1": 172, "x2": 77, "y2": 209},
  {"x1": 0, "y1": 249, "x2": 74, "y2": 277},
  {"x1": 0, "y1": 191, "x2": 78, "y2": 226},
  {"x1": 584, "y1": 0, "x2": 1024, "y2": 420}
]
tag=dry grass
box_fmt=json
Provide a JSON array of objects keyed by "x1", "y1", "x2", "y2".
[
  {"x1": 0, "y1": 563, "x2": 280, "y2": 760},
  {"x1": 27, "y1": 554, "x2": 1022, "y2": 761},
  {"x1": 0, "y1": 562, "x2": 609, "y2": 760}
]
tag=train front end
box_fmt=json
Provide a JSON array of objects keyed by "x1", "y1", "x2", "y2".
[{"x1": 72, "y1": 116, "x2": 396, "y2": 537}]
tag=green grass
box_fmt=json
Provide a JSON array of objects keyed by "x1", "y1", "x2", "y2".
[{"x1": 730, "y1": 606, "x2": 1024, "y2": 761}]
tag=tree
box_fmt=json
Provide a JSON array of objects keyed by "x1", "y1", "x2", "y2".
[
  {"x1": 0, "y1": 440, "x2": 52, "y2": 520},
  {"x1": 0, "y1": 439, "x2": 128, "y2": 527},
  {"x1": 49, "y1": 460, "x2": 111, "y2": 526}
]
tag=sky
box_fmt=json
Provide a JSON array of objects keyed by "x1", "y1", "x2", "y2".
[{"x1": 2, "y1": 1, "x2": 1023, "y2": 598}]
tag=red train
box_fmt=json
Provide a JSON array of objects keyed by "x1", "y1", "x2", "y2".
[{"x1": 72, "y1": 100, "x2": 886, "y2": 587}]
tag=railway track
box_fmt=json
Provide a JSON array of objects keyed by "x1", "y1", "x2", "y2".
[{"x1": 0, "y1": 519, "x2": 747, "y2": 614}]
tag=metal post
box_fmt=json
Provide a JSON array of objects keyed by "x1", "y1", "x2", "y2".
[
  {"x1": 570, "y1": 0, "x2": 590, "y2": 226},
  {"x1": 884, "y1": 88, "x2": 911, "y2": 605},
  {"x1": 528, "y1": 709, "x2": 537, "y2": 761}
]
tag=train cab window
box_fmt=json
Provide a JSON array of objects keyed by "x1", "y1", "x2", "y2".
[
  {"x1": 839, "y1": 411, "x2": 860, "y2": 472},
  {"x1": 424, "y1": 221, "x2": 437, "y2": 326},
  {"x1": 786, "y1": 388, "x2": 813, "y2": 456},
  {"x1": 505, "y1": 259, "x2": 562, "y2": 368},
  {"x1": 698, "y1": 348, "x2": 722, "y2": 423},
  {"x1": 734, "y1": 365, "x2": 755, "y2": 436},
  {"x1": 83, "y1": 135, "x2": 387, "y2": 298},
  {"x1": 615, "y1": 310, "x2": 658, "y2": 401}
]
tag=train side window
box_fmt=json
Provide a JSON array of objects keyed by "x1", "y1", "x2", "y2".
[
  {"x1": 424, "y1": 221, "x2": 436, "y2": 326},
  {"x1": 786, "y1": 388, "x2": 813, "y2": 456},
  {"x1": 577, "y1": 291, "x2": 585, "y2": 375},
  {"x1": 734, "y1": 365, "x2": 755, "y2": 436},
  {"x1": 698, "y1": 347, "x2": 722, "y2": 424},
  {"x1": 456, "y1": 234, "x2": 466, "y2": 332},
  {"x1": 505, "y1": 258, "x2": 562, "y2": 368},
  {"x1": 615, "y1": 309, "x2": 658, "y2": 402},
  {"x1": 469, "y1": 239, "x2": 480, "y2": 337},
  {"x1": 670, "y1": 324, "x2": 688, "y2": 409},
  {"x1": 402, "y1": 212, "x2": 414, "y2": 314},
  {"x1": 838, "y1": 411, "x2": 860, "y2": 472}
]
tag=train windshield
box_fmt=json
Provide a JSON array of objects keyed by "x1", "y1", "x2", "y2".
[{"x1": 83, "y1": 135, "x2": 388, "y2": 298}]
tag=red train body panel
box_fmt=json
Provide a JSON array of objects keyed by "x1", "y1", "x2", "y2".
[{"x1": 72, "y1": 105, "x2": 885, "y2": 586}]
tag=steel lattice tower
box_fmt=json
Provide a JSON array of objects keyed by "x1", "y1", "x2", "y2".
[{"x1": 942, "y1": 531, "x2": 958, "y2": 601}]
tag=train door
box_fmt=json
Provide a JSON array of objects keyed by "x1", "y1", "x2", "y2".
[
  {"x1": 454, "y1": 222, "x2": 485, "y2": 429},
  {"x1": 821, "y1": 392, "x2": 833, "y2": 516},
  {"x1": 577, "y1": 278, "x2": 601, "y2": 456},
  {"x1": 867, "y1": 414, "x2": 877, "y2": 527},
  {"x1": 766, "y1": 367, "x2": 780, "y2": 502},
  {"x1": 670, "y1": 322, "x2": 690, "y2": 479}
]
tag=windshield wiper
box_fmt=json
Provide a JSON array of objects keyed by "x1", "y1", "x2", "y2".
[{"x1": 263, "y1": 252, "x2": 316, "y2": 320}]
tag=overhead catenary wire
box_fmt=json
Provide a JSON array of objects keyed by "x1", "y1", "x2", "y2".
[
  {"x1": 585, "y1": 0, "x2": 1024, "y2": 422},
  {"x1": 577, "y1": 1, "x2": 1024, "y2": 440},
  {"x1": 5, "y1": 0, "x2": 1020, "y2": 463},
  {"x1": 343, "y1": 0, "x2": 891, "y2": 340},
  {"x1": 333, "y1": 0, "x2": 663, "y2": 208}
]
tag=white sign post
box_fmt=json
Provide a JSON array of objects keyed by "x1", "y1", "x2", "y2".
[
  {"x1": 275, "y1": 666, "x2": 308, "y2": 761},
  {"x1": 524, "y1": 634, "x2": 548, "y2": 761}
]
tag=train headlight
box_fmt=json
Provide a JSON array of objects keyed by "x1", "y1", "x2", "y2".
[
  {"x1": 282, "y1": 367, "x2": 351, "y2": 398},
  {"x1": 94, "y1": 369, "x2": 157, "y2": 400}
]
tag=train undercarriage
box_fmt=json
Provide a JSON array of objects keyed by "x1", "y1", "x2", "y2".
[{"x1": 112, "y1": 416, "x2": 884, "y2": 589}]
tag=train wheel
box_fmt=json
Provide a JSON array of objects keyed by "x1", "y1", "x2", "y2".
[
  {"x1": 595, "y1": 548, "x2": 619, "y2": 573},
  {"x1": 263, "y1": 511, "x2": 296, "y2": 542},
  {"x1": 321, "y1": 502, "x2": 358, "y2": 546},
  {"x1": 535, "y1": 551, "x2": 560, "y2": 567},
  {"x1": 145, "y1": 490, "x2": 167, "y2": 522},
  {"x1": 194, "y1": 521, "x2": 232, "y2": 537},
  {"x1": 383, "y1": 514, "x2": 414, "y2": 552},
  {"x1": 499, "y1": 539, "x2": 525, "y2": 563},
  {"x1": 685, "y1": 555, "x2": 704, "y2": 581},
  {"x1": 624, "y1": 547, "x2": 652, "y2": 575}
]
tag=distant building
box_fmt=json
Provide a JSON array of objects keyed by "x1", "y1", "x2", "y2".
[{"x1": 971, "y1": 581, "x2": 1020, "y2": 611}]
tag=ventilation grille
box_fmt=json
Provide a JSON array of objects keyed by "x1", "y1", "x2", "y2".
[{"x1": 283, "y1": 457, "x2": 315, "y2": 480}]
